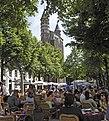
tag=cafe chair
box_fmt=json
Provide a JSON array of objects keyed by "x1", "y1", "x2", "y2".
[
  {"x1": 23, "y1": 103, "x2": 35, "y2": 110},
  {"x1": 23, "y1": 115, "x2": 33, "y2": 121},
  {"x1": 23, "y1": 103, "x2": 35, "y2": 114},
  {"x1": 40, "y1": 102, "x2": 58, "y2": 121},
  {"x1": 34, "y1": 95, "x2": 41, "y2": 106},
  {"x1": 23, "y1": 103, "x2": 35, "y2": 119},
  {"x1": 2, "y1": 102, "x2": 9, "y2": 109},
  {"x1": 82, "y1": 101, "x2": 95, "y2": 111},
  {"x1": 59, "y1": 114, "x2": 79, "y2": 121},
  {"x1": 15, "y1": 110, "x2": 22, "y2": 114},
  {"x1": 17, "y1": 114, "x2": 33, "y2": 121},
  {"x1": 0, "y1": 115, "x2": 14, "y2": 121}
]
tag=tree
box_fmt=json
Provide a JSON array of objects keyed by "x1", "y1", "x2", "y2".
[
  {"x1": 43, "y1": 0, "x2": 109, "y2": 85},
  {"x1": 0, "y1": 0, "x2": 38, "y2": 29},
  {"x1": 83, "y1": 50, "x2": 103, "y2": 80},
  {"x1": 64, "y1": 45, "x2": 84, "y2": 80},
  {"x1": 82, "y1": 50, "x2": 109, "y2": 87},
  {"x1": 2, "y1": 28, "x2": 40, "y2": 94},
  {"x1": 43, "y1": 0, "x2": 109, "y2": 55},
  {"x1": 65, "y1": 42, "x2": 109, "y2": 86},
  {"x1": 0, "y1": 27, "x2": 23, "y2": 82},
  {"x1": 6, "y1": 28, "x2": 39, "y2": 70},
  {"x1": 0, "y1": 0, "x2": 39, "y2": 82},
  {"x1": 44, "y1": 0, "x2": 109, "y2": 54},
  {"x1": 36, "y1": 42, "x2": 64, "y2": 82}
]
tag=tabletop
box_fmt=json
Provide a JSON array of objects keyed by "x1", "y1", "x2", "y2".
[{"x1": 84, "y1": 112, "x2": 104, "y2": 121}]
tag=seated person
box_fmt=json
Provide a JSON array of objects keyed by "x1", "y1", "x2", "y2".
[
  {"x1": 54, "y1": 89, "x2": 63, "y2": 108},
  {"x1": 45, "y1": 91, "x2": 55, "y2": 109},
  {"x1": 0, "y1": 95, "x2": 4, "y2": 114},
  {"x1": 45, "y1": 91, "x2": 57, "y2": 118},
  {"x1": 0, "y1": 82, "x2": 9, "y2": 102},
  {"x1": 19, "y1": 95, "x2": 26, "y2": 108},
  {"x1": 41, "y1": 89, "x2": 47, "y2": 100},
  {"x1": 25, "y1": 84, "x2": 36, "y2": 96},
  {"x1": 25, "y1": 92, "x2": 34, "y2": 103},
  {"x1": 74, "y1": 90, "x2": 82, "y2": 108},
  {"x1": 84, "y1": 90, "x2": 97, "y2": 109},
  {"x1": 7, "y1": 90, "x2": 20, "y2": 111},
  {"x1": 80, "y1": 89, "x2": 86, "y2": 103},
  {"x1": 59, "y1": 93, "x2": 84, "y2": 121},
  {"x1": 98, "y1": 93, "x2": 107, "y2": 112},
  {"x1": 25, "y1": 84, "x2": 36, "y2": 103}
]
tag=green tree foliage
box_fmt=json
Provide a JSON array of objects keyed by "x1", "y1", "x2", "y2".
[
  {"x1": 82, "y1": 51, "x2": 109, "y2": 86},
  {"x1": 82, "y1": 50, "x2": 103, "y2": 80},
  {"x1": 44, "y1": 0, "x2": 109, "y2": 85},
  {"x1": 0, "y1": 0, "x2": 39, "y2": 81},
  {"x1": 6, "y1": 28, "x2": 39, "y2": 71},
  {"x1": 0, "y1": 27, "x2": 22, "y2": 64},
  {"x1": 0, "y1": 0, "x2": 64, "y2": 84},
  {"x1": 0, "y1": 0, "x2": 38, "y2": 54},
  {"x1": 44, "y1": 0, "x2": 109, "y2": 54},
  {"x1": 0, "y1": 0, "x2": 38, "y2": 29},
  {"x1": 64, "y1": 45, "x2": 84, "y2": 80},
  {"x1": 37, "y1": 43, "x2": 64, "y2": 81}
]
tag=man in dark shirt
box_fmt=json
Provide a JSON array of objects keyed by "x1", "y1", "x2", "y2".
[
  {"x1": 7, "y1": 90, "x2": 20, "y2": 111},
  {"x1": 59, "y1": 93, "x2": 85, "y2": 121}
]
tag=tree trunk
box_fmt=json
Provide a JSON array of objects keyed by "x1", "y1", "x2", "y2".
[
  {"x1": 104, "y1": 57, "x2": 109, "y2": 87},
  {"x1": 1, "y1": 44, "x2": 4, "y2": 82},
  {"x1": 0, "y1": 59, "x2": 4, "y2": 82},
  {"x1": 98, "y1": 72, "x2": 102, "y2": 87},
  {"x1": 38, "y1": 71, "x2": 41, "y2": 81},
  {"x1": 20, "y1": 71, "x2": 24, "y2": 95}
]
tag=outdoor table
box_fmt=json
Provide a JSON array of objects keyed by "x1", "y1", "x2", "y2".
[
  {"x1": 0, "y1": 109, "x2": 26, "y2": 121},
  {"x1": 84, "y1": 112, "x2": 104, "y2": 121},
  {"x1": 0, "y1": 115, "x2": 16, "y2": 121},
  {"x1": 49, "y1": 112, "x2": 104, "y2": 121}
]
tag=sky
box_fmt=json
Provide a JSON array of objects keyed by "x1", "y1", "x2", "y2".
[{"x1": 28, "y1": 3, "x2": 72, "y2": 60}]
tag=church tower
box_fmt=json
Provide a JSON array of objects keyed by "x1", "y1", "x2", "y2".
[
  {"x1": 40, "y1": 9, "x2": 64, "y2": 55},
  {"x1": 54, "y1": 20, "x2": 61, "y2": 37},
  {"x1": 40, "y1": 9, "x2": 50, "y2": 44}
]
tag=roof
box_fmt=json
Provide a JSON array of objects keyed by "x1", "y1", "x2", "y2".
[{"x1": 54, "y1": 20, "x2": 60, "y2": 32}]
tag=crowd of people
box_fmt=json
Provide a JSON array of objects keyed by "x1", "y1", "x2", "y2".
[{"x1": 0, "y1": 81, "x2": 109, "y2": 121}]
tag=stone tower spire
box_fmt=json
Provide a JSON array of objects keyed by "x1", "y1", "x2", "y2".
[
  {"x1": 54, "y1": 20, "x2": 61, "y2": 37},
  {"x1": 40, "y1": 8, "x2": 49, "y2": 43}
]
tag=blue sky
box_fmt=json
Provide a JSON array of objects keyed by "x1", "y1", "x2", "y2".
[{"x1": 28, "y1": 4, "x2": 72, "y2": 60}]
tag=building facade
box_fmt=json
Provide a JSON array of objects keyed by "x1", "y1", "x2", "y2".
[
  {"x1": 40, "y1": 9, "x2": 64, "y2": 54},
  {"x1": 0, "y1": 68, "x2": 33, "y2": 91}
]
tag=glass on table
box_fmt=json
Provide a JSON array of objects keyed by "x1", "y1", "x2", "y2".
[
  {"x1": 0, "y1": 109, "x2": 5, "y2": 116},
  {"x1": 101, "y1": 113, "x2": 108, "y2": 121}
]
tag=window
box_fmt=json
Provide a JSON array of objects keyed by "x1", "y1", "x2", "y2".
[
  {"x1": 3, "y1": 69, "x2": 6, "y2": 76},
  {"x1": 29, "y1": 74, "x2": 31, "y2": 79},
  {"x1": 15, "y1": 70, "x2": 17, "y2": 77},
  {"x1": 9, "y1": 70, "x2": 12, "y2": 77},
  {"x1": 9, "y1": 80, "x2": 12, "y2": 83},
  {"x1": 24, "y1": 73, "x2": 26, "y2": 80}
]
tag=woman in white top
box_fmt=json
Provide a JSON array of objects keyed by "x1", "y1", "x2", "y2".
[{"x1": 84, "y1": 90, "x2": 97, "y2": 108}]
